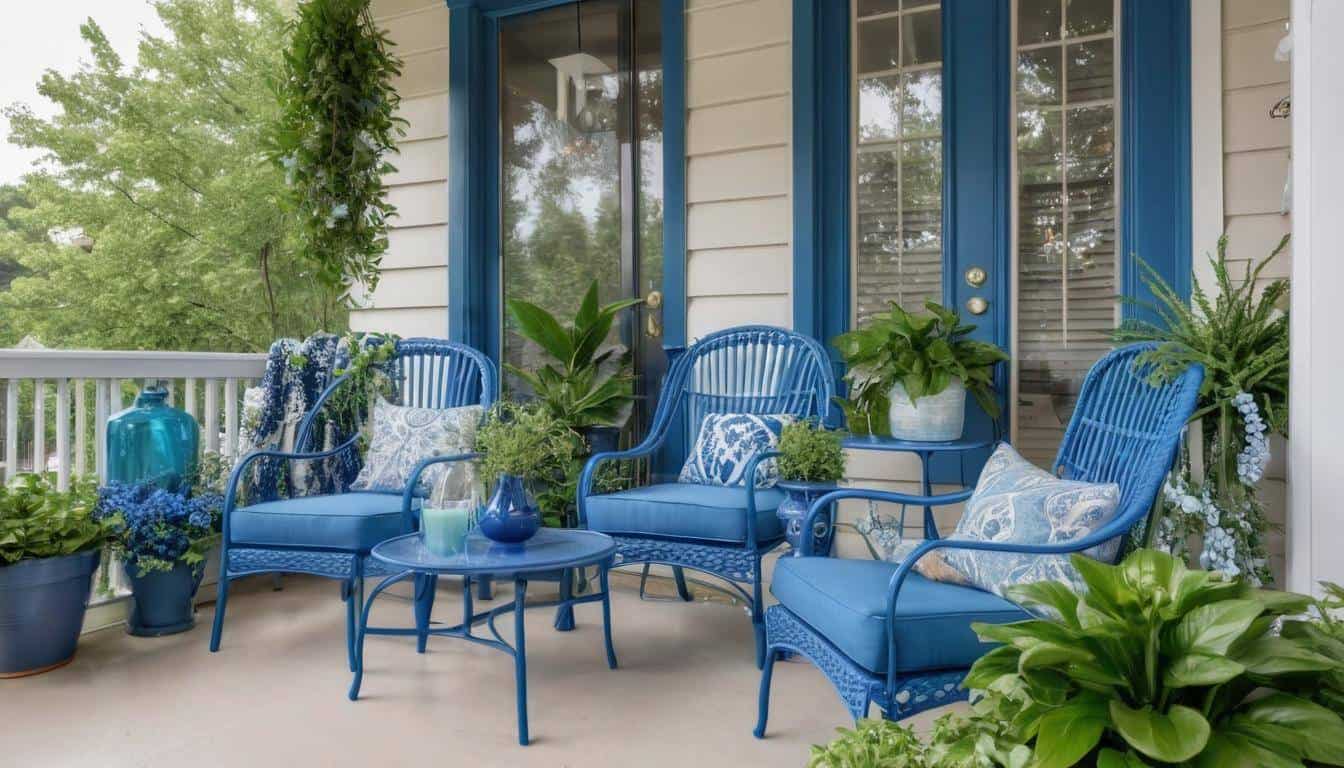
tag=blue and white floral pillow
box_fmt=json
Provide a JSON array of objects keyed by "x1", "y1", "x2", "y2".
[
  {"x1": 935, "y1": 442, "x2": 1122, "y2": 598},
  {"x1": 351, "y1": 399, "x2": 483, "y2": 494},
  {"x1": 679, "y1": 413, "x2": 794, "y2": 488}
]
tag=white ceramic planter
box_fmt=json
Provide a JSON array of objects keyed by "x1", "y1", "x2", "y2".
[{"x1": 888, "y1": 378, "x2": 966, "y2": 441}]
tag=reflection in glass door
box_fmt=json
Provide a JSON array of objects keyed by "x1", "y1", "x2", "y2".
[
  {"x1": 1012, "y1": 0, "x2": 1119, "y2": 467},
  {"x1": 498, "y1": 1, "x2": 664, "y2": 423}
]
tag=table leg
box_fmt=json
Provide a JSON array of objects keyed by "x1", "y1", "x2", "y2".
[
  {"x1": 349, "y1": 570, "x2": 413, "y2": 702},
  {"x1": 920, "y1": 450, "x2": 938, "y2": 540},
  {"x1": 599, "y1": 561, "x2": 617, "y2": 670},
  {"x1": 462, "y1": 575, "x2": 474, "y2": 640},
  {"x1": 513, "y1": 577, "x2": 529, "y2": 746}
]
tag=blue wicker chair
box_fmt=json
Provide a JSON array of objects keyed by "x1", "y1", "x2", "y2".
[
  {"x1": 209, "y1": 338, "x2": 496, "y2": 669},
  {"x1": 754, "y1": 343, "x2": 1203, "y2": 733},
  {"x1": 577, "y1": 325, "x2": 834, "y2": 667}
]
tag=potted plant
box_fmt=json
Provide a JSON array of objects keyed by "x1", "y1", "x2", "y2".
[
  {"x1": 505, "y1": 280, "x2": 641, "y2": 455},
  {"x1": 474, "y1": 400, "x2": 583, "y2": 539},
  {"x1": 961, "y1": 548, "x2": 1344, "y2": 767},
  {"x1": 1115, "y1": 235, "x2": 1288, "y2": 585},
  {"x1": 0, "y1": 474, "x2": 108, "y2": 677},
  {"x1": 775, "y1": 421, "x2": 846, "y2": 556},
  {"x1": 832, "y1": 301, "x2": 1007, "y2": 441},
  {"x1": 94, "y1": 453, "x2": 227, "y2": 636}
]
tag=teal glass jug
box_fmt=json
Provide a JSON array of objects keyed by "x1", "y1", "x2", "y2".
[{"x1": 106, "y1": 386, "x2": 200, "y2": 490}]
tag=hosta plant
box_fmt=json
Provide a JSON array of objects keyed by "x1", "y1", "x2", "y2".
[
  {"x1": 832, "y1": 301, "x2": 1007, "y2": 436},
  {"x1": 964, "y1": 548, "x2": 1344, "y2": 767},
  {"x1": 1280, "y1": 582, "x2": 1344, "y2": 717}
]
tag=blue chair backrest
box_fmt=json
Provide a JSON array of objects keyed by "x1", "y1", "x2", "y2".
[
  {"x1": 653, "y1": 326, "x2": 834, "y2": 445},
  {"x1": 391, "y1": 338, "x2": 497, "y2": 411},
  {"x1": 1052, "y1": 342, "x2": 1203, "y2": 552}
]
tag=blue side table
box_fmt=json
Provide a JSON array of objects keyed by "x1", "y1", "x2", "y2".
[
  {"x1": 840, "y1": 435, "x2": 994, "y2": 539},
  {"x1": 349, "y1": 529, "x2": 618, "y2": 746}
]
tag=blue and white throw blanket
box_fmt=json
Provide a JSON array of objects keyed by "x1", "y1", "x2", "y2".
[{"x1": 239, "y1": 333, "x2": 395, "y2": 502}]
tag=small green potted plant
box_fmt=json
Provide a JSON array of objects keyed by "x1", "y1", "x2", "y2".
[
  {"x1": 505, "y1": 280, "x2": 641, "y2": 455},
  {"x1": 832, "y1": 301, "x2": 1007, "y2": 440},
  {"x1": 775, "y1": 421, "x2": 846, "y2": 556},
  {"x1": 474, "y1": 400, "x2": 584, "y2": 540},
  {"x1": 0, "y1": 474, "x2": 109, "y2": 677}
]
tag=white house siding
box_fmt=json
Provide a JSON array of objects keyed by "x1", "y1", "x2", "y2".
[
  {"x1": 356, "y1": 0, "x2": 451, "y2": 338},
  {"x1": 1219, "y1": 0, "x2": 1291, "y2": 584},
  {"x1": 684, "y1": 0, "x2": 793, "y2": 339}
]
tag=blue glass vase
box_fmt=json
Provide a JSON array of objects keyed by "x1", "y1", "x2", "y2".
[
  {"x1": 775, "y1": 480, "x2": 837, "y2": 556},
  {"x1": 106, "y1": 387, "x2": 200, "y2": 491},
  {"x1": 477, "y1": 474, "x2": 541, "y2": 544}
]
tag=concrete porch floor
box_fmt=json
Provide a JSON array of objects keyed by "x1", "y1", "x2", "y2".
[{"x1": 3, "y1": 570, "x2": 964, "y2": 767}]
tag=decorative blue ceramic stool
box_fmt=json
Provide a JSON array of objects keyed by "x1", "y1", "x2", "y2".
[
  {"x1": 840, "y1": 435, "x2": 993, "y2": 538},
  {"x1": 349, "y1": 529, "x2": 619, "y2": 746}
]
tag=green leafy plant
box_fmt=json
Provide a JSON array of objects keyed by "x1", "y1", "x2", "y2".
[
  {"x1": 1115, "y1": 236, "x2": 1289, "y2": 585},
  {"x1": 832, "y1": 301, "x2": 1008, "y2": 435},
  {"x1": 963, "y1": 548, "x2": 1344, "y2": 767},
  {"x1": 271, "y1": 0, "x2": 405, "y2": 297},
  {"x1": 1281, "y1": 582, "x2": 1344, "y2": 717},
  {"x1": 505, "y1": 280, "x2": 642, "y2": 429},
  {"x1": 474, "y1": 400, "x2": 584, "y2": 527},
  {"x1": 808, "y1": 691, "x2": 1030, "y2": 768},
  {"x1": 0, "y1": 474, "x2": 108, "y2": 565},
  {"x1": 777, "y1": 421, "x2": 847, "y2": 484}
]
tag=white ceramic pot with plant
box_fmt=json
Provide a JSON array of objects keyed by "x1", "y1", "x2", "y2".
[{"x1": 832, "y1": 301, "x2": 1008, "y2": 441}]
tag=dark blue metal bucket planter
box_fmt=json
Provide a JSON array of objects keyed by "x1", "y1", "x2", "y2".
[
  {"x1": 0, "y1": 549, "x2": 100, "y2": 677},
  {"x1": 125, "y1": 560, "x2": 204, "y2": 637}
]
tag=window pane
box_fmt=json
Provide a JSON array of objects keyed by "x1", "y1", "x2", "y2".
[
  {"x1": 852, "y1": 2, "x2": 944, "y2": 321},
  {"x1": 1013, "y1": 8, "x2": 1118, "y2": 468},
  {"x1": 1019, "y1": 0, "x2": 1061, "y2": 44},
  {"x1": 859, "y1": 75, "x2": 902, "y2": 142},
  {"x1": 857, "y1": 0, "x2": 901, "y2": 16},
  {"x1": 1066, "y1": 0, "x2": 1112, "y2": 37},
  {"x1": 858, "y1": 17, "x2": 902, "y2": 74},
  {"x1": 1067, "y1": 41, "x2": 1113, "y2": 102},
  {"x1": 1017, "y1": 48, "x2": 1061, "y2": 107},
  {"x1": 902, "y1": 10, "x2": 942, "y2": 66},
  {"x1": 901, "y1": 70, "x2": 942, "y2": 136}
]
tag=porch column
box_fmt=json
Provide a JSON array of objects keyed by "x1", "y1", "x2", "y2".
[{"x1": 1287, "y1": 0, "x2": 1344, "y2": 595}]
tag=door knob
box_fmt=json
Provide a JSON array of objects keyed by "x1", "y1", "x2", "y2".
[
  {"x1": 645, "y1": 290, "x2": 663, "y2": 309},
  {"x1": 966, "y1": 296, "x2": 989, "y2": 315},
  {"x1": 964, "y1": 266, "x2": 987, "y2": 287}
]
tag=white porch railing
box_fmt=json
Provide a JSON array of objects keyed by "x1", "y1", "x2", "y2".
[{"x1": 0, "y1": 349, "x2": 267, "y2": 613}]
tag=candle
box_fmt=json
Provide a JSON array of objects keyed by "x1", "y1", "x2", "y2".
[{"x1": 421, "y1": 501, "x2": 474, "y2": 557}]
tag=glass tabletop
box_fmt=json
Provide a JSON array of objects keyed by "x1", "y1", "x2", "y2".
[
  {"x1": 841, "y1": 434, "x2": 995, "y2": 453},
  {"x1": 370, "y1": 528, "x2": 618, "y2": 575}
]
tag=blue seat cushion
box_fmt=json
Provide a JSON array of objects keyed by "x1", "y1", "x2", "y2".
[
  {"x1": 585, "y1": 483, "x2": 785, "y2": 544},
  {"x1": 230, "y1": 493, "x2": 417, "y2": 552},
  {"x1": 770, "y1": 556, "x2": 1029, "y2": 674}
]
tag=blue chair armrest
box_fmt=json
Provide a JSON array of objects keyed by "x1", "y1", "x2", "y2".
[
  {"x1": 221, "y1": 445, "x2": 362, "y2": 544},
  {"x1": 577, "y1": 432, "x2": 669, "y2": 527},
  {"x1": 399, "y1": 452, "x2": 479, "y2": 532},
  {"x1": 800, "y1": 487, "x2": 974, "y2": 557},
  {"x1": 741, "y1": 450, "x2": 782, "y2": 549}
]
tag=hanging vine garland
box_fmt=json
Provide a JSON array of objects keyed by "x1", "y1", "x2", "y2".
[{"x1": 271, "y1": 0, "x2": 405, "y2": 299}]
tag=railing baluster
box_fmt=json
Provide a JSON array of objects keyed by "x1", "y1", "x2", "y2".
[
  {"x1": 33, "y1": 379, "x2": 45, "y2": 475},
  {"x1": 74, "y1": 379, "x2": 87, "y2": 477},
  {"x1": 184, "y1": 377, "x2": 198, "y2": 431},
  {"x1": 56, "y1": 379, "x2": 70, "y2": 491},
  {"x1": 4, "y1": 380, "x2": 16, "y2": 480},
  {"x1": 224, "y1": 378, "x2": 239, "y2": 458},
  {"x1": 204, "y1": 379, "x2": 220, "y2": 454},
  {"x1": 95, "y1": 379, "x2": 109, "y2": 482}
]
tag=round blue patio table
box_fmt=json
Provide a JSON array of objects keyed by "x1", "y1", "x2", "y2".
[
  {"x1": 349, "y1": 528, "x2": 619, "y2": 746},
  {"x1": 840, "y1": 435, "x2": 994, "y2": 539}
]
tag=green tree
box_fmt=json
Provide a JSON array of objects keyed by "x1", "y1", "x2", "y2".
[{"x1": 1, "y1": 0, "x2": 345, "y2": 352}]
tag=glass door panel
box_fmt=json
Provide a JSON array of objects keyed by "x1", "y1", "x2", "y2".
[
  {"x1": 499, "y1": 1, "x2": 664, "y2": 429},
  {"x1": 852, "y1": 0, "x2": 945, "y2": 326},
  {"x1": 1012, "y1": 0, "x2": 1119, "y2": 467}
]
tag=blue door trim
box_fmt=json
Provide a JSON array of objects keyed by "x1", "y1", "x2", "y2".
[
  {"x1": 791, "y1": 0, "x2": 850, "y2": 364},
  {"x1": 444, "y1": 0, "x2": 688, "y2": 362},
  {"x1": 1121, "y1": 0, "x2": 1193, "y2": 314}
]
